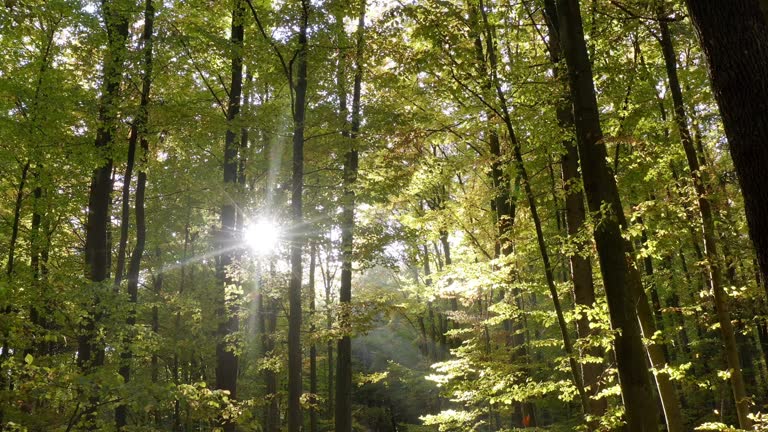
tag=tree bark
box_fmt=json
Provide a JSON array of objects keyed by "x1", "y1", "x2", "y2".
[
  {"x1": 6, "y1": 160, "x2": 30, "y2": 278},
  {"x1": 542, "y1": 0, "x2": 607, "y2": 419},
  {"x1": 684, "y1": 0, "x2": 768, "y2": 327},
  {"x1": 309, "y1": 242, "x2": 318, "y2": 432}
]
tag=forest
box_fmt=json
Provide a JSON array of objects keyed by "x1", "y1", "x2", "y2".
[{"x1": 1, "y1": 0, "x2": 768, "y2": 431}]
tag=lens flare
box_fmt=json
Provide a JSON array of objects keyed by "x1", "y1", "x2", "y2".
[{"x1": 244, "y1": 220, "x2": 280, "y2": 255}]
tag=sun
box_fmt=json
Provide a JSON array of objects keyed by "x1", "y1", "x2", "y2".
[{"x1": 243, "y1": 219, "x2": 280, "y2": 255}]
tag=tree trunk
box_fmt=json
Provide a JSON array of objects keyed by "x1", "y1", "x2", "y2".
[
  {"x1": 309, "y1": 243, "x2": 318, "y2": 432},
  {"x1": 215, "y1": 2, "x2": 244, "y2": 431},
  {"x1": 335, "y1": 4, "x2": 364, "y2": 431},
  {"x1": 115, "y1": 0, "x2": 155, "y2": 427},
  {"x1": 555, "y1": 0, "x2": 660, "y2": 428},
  {"x1": 78, "y1": 1, "x2": 130, "y2": 427},
  {"x1": 657, "y1": 5, "x2": 751, "y2": 427},
  {"x1": 288, "y1": 1, "x2": 309, "y2": 430},
  {"x1": 684, "y1": 0, "x2": 768, "y2": 329},
  {"x1": 6, "y1": 160, "x2": 30, "y2": 278},
  {"x1": 264, "y1": 265, "x2": 280, "y2": 432},
  {"x1": 542, "y1": 0, "x2": 608, "y2": 419}
]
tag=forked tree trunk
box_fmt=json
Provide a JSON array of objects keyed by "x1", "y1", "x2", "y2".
[
  {"x1": 78, "y1": 1, "x2": 130, "y2": 428},
  {"x1": 115, "y1": 0, "x2": 155, "y2": 427}
]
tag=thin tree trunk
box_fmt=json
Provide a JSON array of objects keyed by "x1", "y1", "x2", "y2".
[
  {"x1": 309, "y1": 242, "x2": 318, "y2": 432},
  {"x1": 264, "y1": 265, "x2": 279, "y2": 432},
  {"x1": 6, "y1": 160, "x2": 30, "y2": 278},
  {"x1": 151, "y1": 247, "x2": 162, "y2": 427},
  {"x1": 215, "y1": 2, "x2": 244, "y2": 431},
  {"x1": 657, "y1": 5, "x2": 751, "y2": 427},
  {"x1": 115, "y1": 0, "x2": 155, "y2": 427},
  {"x1": 288, "y1": 2, "x2": 309, "y2": 430},
  {"x1": 323, "y1": 254, "x2": 335, "y2": 419}
]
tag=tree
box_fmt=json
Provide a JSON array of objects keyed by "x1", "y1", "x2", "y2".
[
  {"x1": 336, "y1": 3, "x2": 365, "y2": 431},
  {"x1": 288, "y1": 0, "x2": 310, "y2": 429},
  {"x1": 555, "y1": 0, "x2": 660, "y2": 428},
  {"x1": 684, "y1": 1, "x2": 768, "y2": 308}
]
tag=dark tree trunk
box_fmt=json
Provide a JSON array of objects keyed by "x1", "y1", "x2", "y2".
[
  {"x1": 309, "y1": 243, "x2": 318, "y2": 432},
  {"x1": 115, "y1": 0, "x2": 155, "y2": 427},
  {"x1": 335, "y1": 4, "x2": 364, "y2": 431},
  {"x1": 288, "y1": 1, "x2": 309, "y2": 430},
  {"x1": 77, "y1": 1, "x2": 130, "y2": 427},
  {"x1": 677, "y1": 2, "x2": 765, "y2": 427},
  {"x1": 6, "y1": 160, "x2": 30, "y2": 278},
  {"x1": 542, "y1": 0, "x2": 608, "y2": 419},
  {"x1": 215, "y1": 2, "x2": 244, "y2": 431},
  {"x1": 555, "y1": 0, "x2": 660, "y2": 428},
  {"x1": 684, "y1": 0, "x2": 768, "y2": 315}
]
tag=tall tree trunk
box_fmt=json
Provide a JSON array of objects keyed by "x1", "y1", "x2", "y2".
[
  {"x1": 684, "y1": 0, "x2": 768, "y2": 319},
  {"x1": 335, "y1": 4, "x2": 364, "y2": 431},
  {"x1": 309, "y1": 243, "x2": 318, "y2": 432},
  {"x1": 476, "y1": 0, "x2": 589, "y2": 415},
  {"x1": 173, "y1": 208, "x2": 192, "y2": 432},
  {"x1": 115, "y1": 0, "x2": 155, "y2": 427},
  {"x1": 151, "y1": 247, "x2": 162, "y2": 426},
  {"x1": 288, "y1": 1, "x2": 309, "y2": 430},
  {"x1": 323, "y1": 254, "x2": 335, "y2": 419},
  {"x1": 114, "y1": 130, "x2": 135, "y2": 287},
  {"x1": 77, "y1": 1, "x2": 130, "y2": 427},
  {"x1": 264, "y1": 264, "x2": 280, "y2": 432},
  {"x1": 215, "y1": 2, "x2": 244, "y2": 431},
  {"x1": 555, "y1": 0, "x2": 660, "y2": 428},
  {"x1": 542, "y1": 0, "x2": 608, "y2": 419},
  {"x1": 656, "y1": 5, "x2": 751, "y2": 427}
]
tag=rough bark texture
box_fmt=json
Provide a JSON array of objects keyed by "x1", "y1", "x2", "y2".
[
  {"x1": 684, "y1": 1, "x2": 768, "y2": 332},
  {"x1": 555, "y1": 0, "x2": 660, "y2": 428}
]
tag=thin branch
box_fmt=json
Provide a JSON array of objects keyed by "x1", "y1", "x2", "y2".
[{"x1": 170, "y1": 23, "x2": 228, "y2": 117}]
